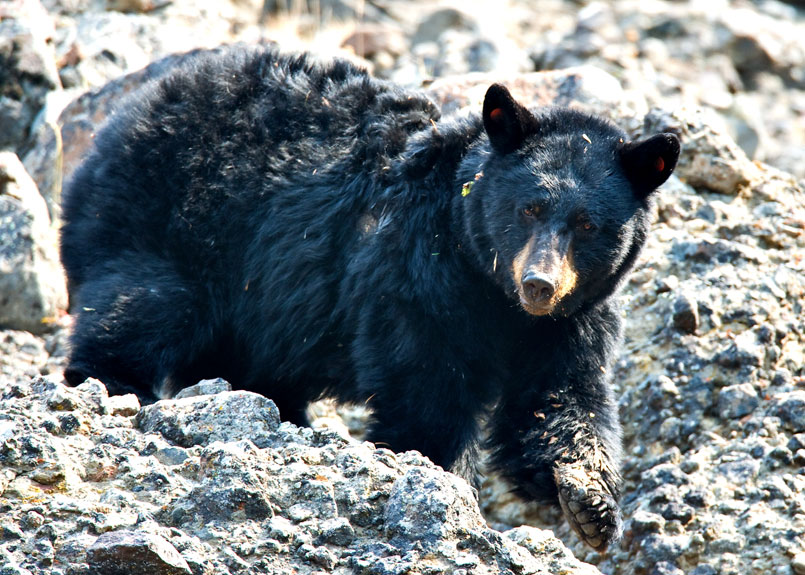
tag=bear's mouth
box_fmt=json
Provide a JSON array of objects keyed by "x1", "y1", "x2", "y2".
[{"x1": 517, "y1": 293, "x2": 557, "y2": 316}]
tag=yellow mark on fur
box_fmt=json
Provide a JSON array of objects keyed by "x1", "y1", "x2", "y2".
[
  {"x1": 582, "y1": 133, "x2": 592, "y2": 144},
  {"x1": 554, "y1": 252, "x2": 579, "y2": 303},
  {"x1": 461, "y1": 181, "x2": 473, "y2": 196}
]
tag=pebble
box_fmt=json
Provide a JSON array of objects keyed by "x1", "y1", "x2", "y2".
[
  {"x1": 717, "y1": 383, "x2": 760, "y2": 419},
  {"x1": 86, "y1": 531, "x2": 192, "y2": 575},
  {"x1": 671, "y1": 292, "x2": 699, "y2": 334},
  {"x1": 792, "y1": 553, "x2": 805, "y2": 575}
]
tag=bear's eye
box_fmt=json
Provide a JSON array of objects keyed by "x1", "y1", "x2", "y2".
[
  {"x1": 522, "y1": 206, "x2": 539, "y2": 218},
  {"x1": 578, "y1": 220, "x2": 596, "y2": 232}
]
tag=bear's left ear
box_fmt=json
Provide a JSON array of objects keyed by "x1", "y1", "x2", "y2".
[
  {"x1": 483, "y1": 83, "x2": 539, "y2": 154},
  {"x1": 619, "y1": 133, "x2": 681, "y2": 199}
]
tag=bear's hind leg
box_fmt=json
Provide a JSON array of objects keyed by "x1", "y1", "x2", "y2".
[{"x1": 65, "y1": 260, "x2": 216, "y2": 402}]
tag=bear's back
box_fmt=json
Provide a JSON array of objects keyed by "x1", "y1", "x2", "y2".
[{"x1": 61, "y1": 45, "x2": 440, "y2": 290}]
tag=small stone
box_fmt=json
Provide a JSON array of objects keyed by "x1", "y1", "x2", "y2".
[
  {"x1": 656, "y1": 275, "x2": 679, "y2": 294},
  {"x1": 717, "y1": 383, "x2": 760, "y2": 419},
  {"x1": 661, "y1": 502, "x2": 694, "y2": 524},
  {"x1": 318, "y1": 517, "x2": 355, "y2": 546},
  {"x1": 31, "y1": 461, "x2": 65, "y2": 485},
  {"x1": 46, "y1": 387, "x2": 77, "y2": 411},
  {"x1": 651, "y1": 561, "x2": 685, "y2": 575},
  {"x1": 792, "y1": 553, "x2": 805, "y2": 575},
  {"x1": 268, "y1": 516, "x2": 295, "y2": 542},
  {"x1": 630, "y1": 511, "x2": 665, "y2": 535},
  {"x1": 136, "y1": 390, "x2": 280, "y2": 448},
  {"x1": 772, "y1": 391, "x2": 805, "y2": 432},
  {"x1": 104, "y1": 394, "x2": 141, "y2": 417},
  {"x1": 86, "y1": 531, "x2": 191, "y2": 575},
  {"x1": 172, "y1": 378, "x2": 232, "y2": 399},
  {"x1": 154, "y1": 447, "x2": 188, "y2": 466},
  {"x1": 788, "y1": 433, "x2": 805, "y2": 451},
  {"x1": 0, "y1": 152, "x2": 67, "y2": 333},
  {"x1": 672, "y1": 293, "x2": 699, "y2": 334},
  {"x1": 683, "y1": 488, "x2": 713, "y2": 510}
]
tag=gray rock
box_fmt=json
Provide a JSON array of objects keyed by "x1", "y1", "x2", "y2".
[
  {"x1": 427, "y1": 65, "x2": 638, "y2": 121},
  {"x1": 0, "y1": 152, "x2": 67, "y2": 333},
  {"x1": 792, "y1": 553, "x2": 805, "y2": 575},
  {"x1": 630, "y1": 511, "x2": 665, "y2": 535},
  {"x1": 671, "y1": 292, "x2": 699, "y2": 334},
  {"x1": 717, "y1": 383, "x2": 760, "y2": 419},
  {"x1": 771, "y1": 391, "x2": 805, "y2": 432},
  {"x1": 135, "y1": 389, "x2": 281, "y2": 448},
  {"x1": 172, "y1": 377, "x2": 232, "y2": 399},
  {"x1": 412, "y1": 8, "x2": 478, "y2": 46},
  {"x1": 651, "y1": 562, "x2": 685, "y2": 575},
  {"x1": 0, "y1": 375, "x2": 603, "y2": 575},
  {"x1": 0, "y1": 0, "x2": 61, "y2": 152},
  {"x1": 643, "y1": 107, "x2": 761, "y2": 194},
  {"x1": 384, "y1": 466, "x2": 483, "y2": 550},
  {"x1": 86, "y1": 530, "x2": 192, "y2": 575}
]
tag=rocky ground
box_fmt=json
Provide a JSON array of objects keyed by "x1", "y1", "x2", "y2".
[{"x1": 1, "y1": 0, "x2": 805, "y2": 574}]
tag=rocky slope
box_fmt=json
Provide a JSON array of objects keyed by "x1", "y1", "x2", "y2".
[{"x1": 1, "y1": 0, "x2": 804, "y2": 574}]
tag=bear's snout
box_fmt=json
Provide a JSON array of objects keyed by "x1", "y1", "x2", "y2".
[{"x1": 521, "y1": 271, "x2": 555, "y2": 304}]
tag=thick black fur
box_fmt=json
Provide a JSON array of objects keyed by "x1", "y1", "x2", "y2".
[{"x1": 61, "y1": 45, "x2": 679, "y2": 549}]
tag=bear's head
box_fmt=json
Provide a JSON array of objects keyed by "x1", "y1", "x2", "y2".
[{"x1": 462, "y1": 84, "x2": 680, "y2": 317}]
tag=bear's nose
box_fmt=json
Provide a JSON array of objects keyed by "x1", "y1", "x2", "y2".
[{"x1": 522, "y1": 272, "x2": 555, "y2": 303}]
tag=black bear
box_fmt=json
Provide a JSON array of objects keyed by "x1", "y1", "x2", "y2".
[{"x1": 61, "y1": 45, "x2": 679, "y2": 551}]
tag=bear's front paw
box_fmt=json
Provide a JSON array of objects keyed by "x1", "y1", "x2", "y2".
[{"x1": 554, "y1": 463, "x2": 622, "y2": 552}]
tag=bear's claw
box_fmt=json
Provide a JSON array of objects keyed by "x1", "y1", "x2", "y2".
[{"x1": 554, "y1": 463, "x2": 622, "y2": 552}]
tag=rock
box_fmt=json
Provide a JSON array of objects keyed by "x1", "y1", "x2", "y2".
[
  {"x1": 671, "y1": 292, "x2": 699, "y2": 334},
  {"x1": 643, "y1": 107, "x2": 762, "y2": 194},
  {"x1": 384, "y1": 466, "x2": 483, "y2": 550},
  {"x1": 651, "y1": 562, "x2": 685, "y2": 575},
  {"x1": 0, "y1": 152, "x2": 67, "y2": 333},
  {"x1": 0, "y1": 374, "x2": 607, "y2": 574},
  {"x1": 20, "y1": 116, "x2": 63, "y2": 224},
  {"x1": 172, "y1": 377, "x2": 232, "y2": 399},
  {"x1": 135, "y1": 389, "x2": 281, "y2": 448},
  {"x1": 260, "y1": 0, "x2": 385, "y2": 24},
  {"x1": 55, "y1": 49, "x2": 198, "y2": 186},
  {"x1": 20, "y1": 88, "x2": 78, "y2": 223},
  {"x1": 412, "y1": 8, "x2": 478, "y2": 46},
  {"x1": 341, "y1": 24, "x2": 406, "y2": 61},
  {"x1": 427, "y1": 65, "x2": 639, "y2": 121},
  {"x1": 0, "y1": 0, "x2": 61, "y2": 152},
  {"x1": 629, "y1": 511, "x2": 665, "y2": 535},
  {"x1": 717, "y1": 383, "x2": 760, "y2": 419},
  {"x1": 86, "y1": 530, "x2": 192, "y2": 575},
  {"x1": 770, "y1": 391, "x2": 805, "y2": 432},
  {"x1": 792, "y1": 553, "x2": 805, "y2": 575}
]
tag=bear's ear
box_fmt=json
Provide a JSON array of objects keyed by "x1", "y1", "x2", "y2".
[
  {"x1": 483, "y1": 83, "x2": 539, "y2": 154},
  {"x1": 619, "y1": 133, "x2": 681, "y2": 199}
]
